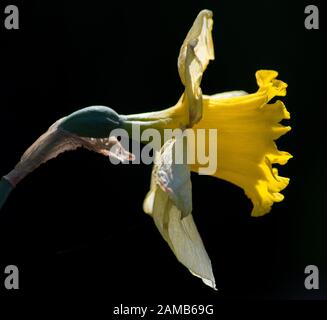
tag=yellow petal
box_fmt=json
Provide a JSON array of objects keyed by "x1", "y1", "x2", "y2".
[{"x1": 191, "y1": 70, "x2": 292, "y2": 216}]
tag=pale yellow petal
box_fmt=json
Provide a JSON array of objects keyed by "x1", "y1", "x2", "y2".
[
  {"x1": 178, "y1": 9, "x2": 214, "y2": 85},
  {"x1": 152, "y1": 187, "x2": 216, "y2": 290},
  {"x1": 178, "y1": 9, "x2": 214, "y2": 126},
  {"x1": 143, "y1": 138, "x2": 216, "y2": 289}
]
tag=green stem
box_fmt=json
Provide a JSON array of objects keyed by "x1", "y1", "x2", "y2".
[{"x1": 0, "y1": 178, "x2": 14, "y2": 211}]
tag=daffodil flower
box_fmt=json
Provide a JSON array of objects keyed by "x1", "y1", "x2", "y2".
[
  {"x1": 124, "y1": 10, "x2": 292, "y2": 289},
  {"x1": 0, "y1": 9, "x2": 291, "y2": 291}
]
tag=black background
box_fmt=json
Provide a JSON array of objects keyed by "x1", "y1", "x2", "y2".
[{"x1": 0, "y1": 0, "x2": 326, "y2": 308}]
